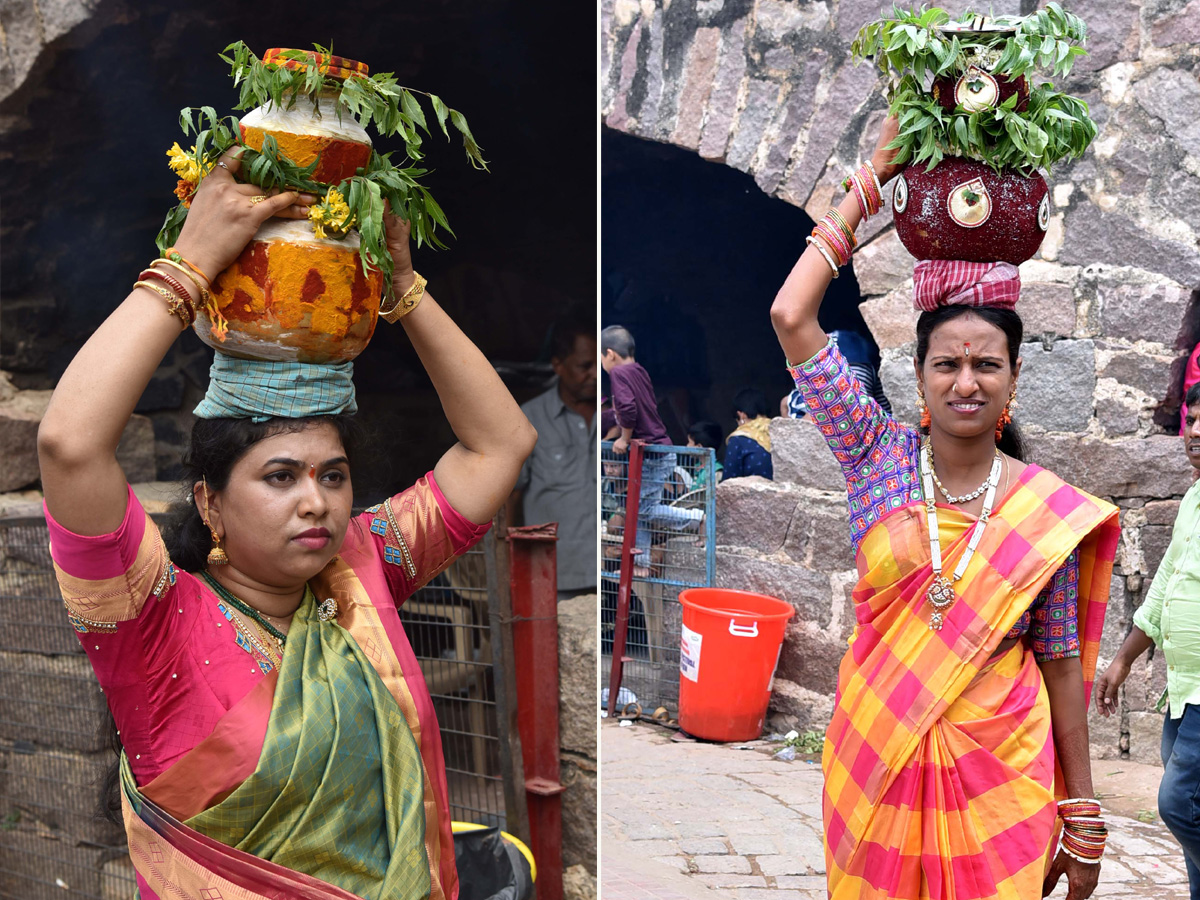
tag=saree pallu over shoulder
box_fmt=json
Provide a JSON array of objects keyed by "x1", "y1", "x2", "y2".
[
  {"x1": 123, "y1": 582, "x2": 442, "y2": 900},
  {"x1": 823, "y1": 466, "x2": 1119, "y2": 900}
]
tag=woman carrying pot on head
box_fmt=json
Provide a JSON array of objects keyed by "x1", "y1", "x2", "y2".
[
  {"x1": 770, "y1": 116, "x2": 1119, "y2": 900},
  {"x1": 37, "y1": 152, "x2": 536, "y2": 900}
]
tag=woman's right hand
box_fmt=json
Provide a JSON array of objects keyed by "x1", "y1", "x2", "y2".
[
  {"x1": 170, "y1": 152, "x2": 313, "y2": 282},
  {"x1": 1094, "y1": 658, "x2": 1130, "y2": 717}
]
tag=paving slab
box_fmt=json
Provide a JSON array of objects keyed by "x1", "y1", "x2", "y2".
[{"x1": 601, "y1": 719, "x2": 1194, "y2": 900}]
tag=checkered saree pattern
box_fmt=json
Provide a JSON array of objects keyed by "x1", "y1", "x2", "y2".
[
  {"x1": 821, "y1": 470, "x2": 1118, "y2": 899},
  {"x1": 788, "y1": 341, "x2": 1084, "y2": 660}
]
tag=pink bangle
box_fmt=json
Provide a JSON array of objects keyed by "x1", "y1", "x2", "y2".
[{"x1": 813, "y1": 221, "x2": 850, "y2": 265}]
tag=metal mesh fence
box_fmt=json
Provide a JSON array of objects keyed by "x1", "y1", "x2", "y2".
[
  {"x1": 0, "y1": 515, "x2": 505, "y2": 899},
  {"x1": 400, "y1": 545, "x2": 505, "y2": 829},
  {"x1": 601, "y1": 442, "x2": 715, "y2": 719}
]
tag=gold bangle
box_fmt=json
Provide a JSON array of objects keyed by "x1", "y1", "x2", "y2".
[
  {"x1": 134, "y1": 280, "x2": 191, "y2": 330},
  {"x1": 154, "y1": 257, "x2": 211, "y2": 307},
  {"x1": 805, "y1": 236, "x2": 840, "y2": 279},
  {"x1": 379, "y1": 271, "x2": 428, "y2": 324}
]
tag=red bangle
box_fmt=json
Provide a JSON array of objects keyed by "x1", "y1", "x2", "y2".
[{"x1": 139, "y1": 269, "x2": 196, "y2": 324}]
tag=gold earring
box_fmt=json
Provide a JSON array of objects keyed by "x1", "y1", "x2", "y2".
[
  {"x1": 916, "y1": 388, "x2": 931, "y2": 430},
  {"x1": 202, "y1": 477, "x2": 228, "y2": 566}
]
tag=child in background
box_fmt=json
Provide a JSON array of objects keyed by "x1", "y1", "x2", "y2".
[
  {"x1": 601, "y1": 324, "x2": 702, "y2": 572},
  {"x1": 686, "y1": 420, "x2": 724, "y2": 489}
]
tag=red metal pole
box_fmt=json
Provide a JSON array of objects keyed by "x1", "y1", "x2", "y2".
[
  {"x1": 509, "y1": 523, "x2": 564, "y2": 900},
  {"x1": 606, "y1": 440, "x2": 644, "y2": 718}
]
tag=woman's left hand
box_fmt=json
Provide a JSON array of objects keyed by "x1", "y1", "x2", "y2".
[
  {"x1": 383, "y1": 201, "x2": 417, "y2": 294},
  {"x1": 1042, "y1": 850, "x2": 1099, "y2": 899}
]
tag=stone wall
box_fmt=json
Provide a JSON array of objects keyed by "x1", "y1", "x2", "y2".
[
  {"x1": 558, "y1": 595, "x2": 599, "y2": 896},
  {"x1": 604, "y1": 0, "x2": 1200, "y2": 762}
]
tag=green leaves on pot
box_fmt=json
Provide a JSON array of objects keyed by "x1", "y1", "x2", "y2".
[
  {"x1": 852, "y1": 4, "x2": 1097, "y2": 174},
  {"x1": 884, "y1": 81, "x2": 1097, "y2": 174},
  {"x1": 219, "y1": 42, "x2": 488, "y2": 171},
  {"x1": 158, "y1": 109, "x2": 462, "y2": 295},
  {"x1": 158, "y1": 43, "x2": 488, "y2": 289}
]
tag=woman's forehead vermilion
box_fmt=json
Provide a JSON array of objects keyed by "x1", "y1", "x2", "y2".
[{"x1": 926, "y1": 317, "x2": 1010, "y2": 358}]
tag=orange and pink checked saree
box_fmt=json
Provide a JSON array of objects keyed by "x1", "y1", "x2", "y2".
[{"x1": 822, "y1": 466, "x2": 1118, "y2": 900}]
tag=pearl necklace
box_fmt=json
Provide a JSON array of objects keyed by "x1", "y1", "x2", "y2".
[
  {"x1": 928, "y1": 447, "x2": 1001, "y2": 504},
  {"x1": 920, "y1": 441, "x2": 1002, "y2": 631}
]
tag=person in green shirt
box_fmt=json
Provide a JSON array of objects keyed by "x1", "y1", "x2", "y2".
[{"x1": 1097, "y1": 381, "x2": 1200, "y2": 899}]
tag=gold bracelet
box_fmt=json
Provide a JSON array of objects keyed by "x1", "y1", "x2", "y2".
[
  {"x1": 379, "y1": 271, "x2": 428, "y2": 324},
  {"x1": 154, "y1": 257, "x2": 211, "y2": 307},
  {"x1": 805, "y1": 236, "x2": 840, "y2": 279},
  {"x1": 134, "y1": 280, "x2": 191, "y2": 330}
]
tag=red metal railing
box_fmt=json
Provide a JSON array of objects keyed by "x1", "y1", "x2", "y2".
[{"x1": 509, "y1": 523, "x2": 564, "y2": 900}]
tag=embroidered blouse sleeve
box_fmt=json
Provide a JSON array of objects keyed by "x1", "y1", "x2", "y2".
[
  {"x1": 363, "y1": 471, "x2": 492, "y2": 603},
  {"x1": 1028, "y1": 550, "x2": 1081, "y2": 662},
  {"x1": 786, "y1": 339, "x2": 906, "y2": 480},
  {"x1": 46, "y1": 485, "x2": 177, "y2": 633}
]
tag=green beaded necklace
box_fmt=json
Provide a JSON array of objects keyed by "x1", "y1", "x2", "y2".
[{"x1": 199, "y1": 571, "x2": 289, "y2": 646}]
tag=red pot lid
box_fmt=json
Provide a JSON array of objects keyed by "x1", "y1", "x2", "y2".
[{"x1": 263, "y1": 48, "x2": 369, "y2": 82}]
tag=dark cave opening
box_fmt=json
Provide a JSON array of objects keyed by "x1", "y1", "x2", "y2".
[{"x1": 600, "y1": 126, "x2": 876, "y2": 444}]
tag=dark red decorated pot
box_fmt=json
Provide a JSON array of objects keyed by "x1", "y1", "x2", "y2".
[
  {"x1": 892, "y1": 157, "x2": 1049, "y2": 264},
  {"x1": 931, "y1": 67, "x2": 1028, "y2": 113}
]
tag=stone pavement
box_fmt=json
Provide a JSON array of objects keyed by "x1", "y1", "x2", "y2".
[{"x1": 601, "y1": 719, "x2": 1193, "y2": 899}]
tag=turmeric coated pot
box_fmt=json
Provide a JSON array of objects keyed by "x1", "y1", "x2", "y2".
[{"x1": 196, "y1": 49, "x2": 382, "y2": 363}]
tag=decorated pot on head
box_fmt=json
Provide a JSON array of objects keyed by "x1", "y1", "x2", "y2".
[
  {"x1": 852, "y1": 8, "x2": 1096, "y2": 272},
  {"x1": 198, "y1": 49, "x2": 382, "y2": 364},
  {"x1": 893, "y1": 157, "x2": 1049, "y2": 265}
]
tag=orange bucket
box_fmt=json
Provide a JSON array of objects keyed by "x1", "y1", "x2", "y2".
[{"x1": 678, "y1": 588, "x2": 795, "y2": 741}]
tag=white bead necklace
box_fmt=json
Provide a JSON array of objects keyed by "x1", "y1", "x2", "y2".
[{"x1": 920, "y1": 441, "x2": 1003, "y2": 631}]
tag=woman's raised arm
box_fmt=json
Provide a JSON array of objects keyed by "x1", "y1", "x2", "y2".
[
  {"x1": 382, "y1": 210, "x2": 537, "y2": 525},
  {"x1": 38, "y1": 156, "x2": 304, "y2": 536},
  {"x1": 770, "y1": 115, "x2": 901, "y2": 365}
]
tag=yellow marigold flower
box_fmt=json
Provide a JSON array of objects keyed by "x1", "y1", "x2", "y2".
[
  {"x1": 308, "y1": 188, "x2": 356, "y2": 240},
  {"x1": 166, "y1": 143, "x2": 214, "y2": 189}
]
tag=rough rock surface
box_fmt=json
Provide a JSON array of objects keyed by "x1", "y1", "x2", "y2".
[{"x1": 559, "y1": 596, "x2": 598, "y2": 873}]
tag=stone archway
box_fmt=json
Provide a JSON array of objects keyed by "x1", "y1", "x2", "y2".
[{"x1": 603, "y1": 0, "x2": 1200, "y2": 760}]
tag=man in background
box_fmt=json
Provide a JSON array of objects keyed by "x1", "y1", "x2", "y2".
[
  {"x1": 1096, "y1": 381, "x2": 1200, "y2": 897},
  {"x1": 509, "y1": 315, "x2": 597, "y2": 600}
]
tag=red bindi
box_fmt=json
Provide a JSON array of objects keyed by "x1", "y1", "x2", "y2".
[
  {"x1": 963, "y1": 342, "x2": 971, "y2": 357},
  {"x1": 308, "y1": 464, "x2": 316, "y2": 480}
]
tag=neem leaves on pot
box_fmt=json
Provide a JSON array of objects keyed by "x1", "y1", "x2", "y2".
[
  {"x1": 851, "y1": 5, "x2": 1096, "y2": 175},
  {"x1": 157, "y1": 44, "x2": 488, "y2": 364},
  {"x1": 852, "y1": 5, "x2": 1098, "y2": 264}
]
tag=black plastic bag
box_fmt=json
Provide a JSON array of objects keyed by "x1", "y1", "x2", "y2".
[{"x1": 453, "y1": 826, "x2": 534, "y2": 900}]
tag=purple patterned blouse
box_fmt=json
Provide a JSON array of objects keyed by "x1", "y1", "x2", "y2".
[{"x1": 787, "y1": 339, "x2": 1080, "y2": 661}]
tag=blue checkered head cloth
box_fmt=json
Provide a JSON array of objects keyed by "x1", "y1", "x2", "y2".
[{"x1": 194, "y1": 353, "x2": 358, "y2": 422}]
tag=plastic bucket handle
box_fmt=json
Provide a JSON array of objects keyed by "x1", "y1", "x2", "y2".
[{"x1": 728, "y1": 620, "x2": 759, "y2": 638}]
